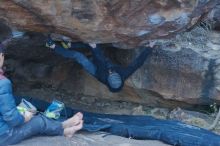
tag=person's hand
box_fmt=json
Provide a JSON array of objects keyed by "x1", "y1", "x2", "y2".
[
  {"x1": 0, "y1": 53, "x2": 4, "y2": 69},
  {"x1": 89, "y1": 43, "x2": 96, "y2": 48},
  {"x1": 67, "y1": 42, "x2": 71, "y2": 48},
  {"x1": 46, "y1": 37, "x2": 56, "y2": 49},
  {"x1": 23, "y1": 111, "x2": 34, "y2": 123}
]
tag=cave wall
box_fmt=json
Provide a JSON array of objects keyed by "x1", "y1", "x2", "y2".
[
  {"x1": 0, "y1": 0, "x2": 218, "y2": 48},
  {"x1": 2, "y1": 31, "x2": 219, "y2": 108},
  {"x1": 211, "y1": 4, "x2": 220, "y2": 30},
  {"x1": 1, "y1": 0, "x2": 220, "y2": 108}
]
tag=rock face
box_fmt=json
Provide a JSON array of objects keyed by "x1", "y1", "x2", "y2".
[
  {"x1": 1, "y1": 0, "x2": 220, "y2": 108},
  {"x1": 14, "y1": 132, "x2": 170, "y2": 146},
  {"x1": 2, "y1": 29, "x2": 220, "y2": 108},
  {"x1": 0, "y1": 0, "x2": 218, "y2": 48},
  {"x1": 211, "y1": 4, "x2": 220, "y2": 30}
]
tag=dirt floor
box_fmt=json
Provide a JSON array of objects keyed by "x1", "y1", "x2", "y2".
[{"x1": 14, "y1": 132, "x2": 170, "y2": 146}]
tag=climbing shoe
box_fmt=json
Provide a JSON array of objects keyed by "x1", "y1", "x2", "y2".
[
  {"x1": 61, "y1": 41, "x2": 71, "y2": 49},
  {"x1": 46, "y1": 37, "x2": 56, "y2": 49}
]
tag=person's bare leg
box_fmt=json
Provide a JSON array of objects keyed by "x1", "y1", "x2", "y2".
[
  {"x1": 62, "y1": 112, "x2": 83, "y2": 129},
  {"x1": 64, "y1": 120, "x2": 83, "y2": 138}
]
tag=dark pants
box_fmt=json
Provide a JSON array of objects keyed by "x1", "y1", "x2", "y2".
[
  {"x1": 0, "y1": 114, "x2": 63, "y2": 146},
  {"x1": 55, "y1": 43, "x2": 115, "y2": 76}
]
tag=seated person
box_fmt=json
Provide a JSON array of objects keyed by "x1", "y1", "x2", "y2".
[
  {"x1": 46, "y1": 37, "x2": 152, "y2": 92},
  {"x1": 0, "y1": 43, "x2": 83, "y2": 146}
]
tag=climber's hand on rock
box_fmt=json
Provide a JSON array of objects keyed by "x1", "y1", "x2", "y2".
[
  {"x1": 67, "y1": 41, "x2": 71, "y2": 48},
  {"x1": 0, "y1": 53, "x2": 4, "y2": 69},
  {"x1": 89, "y1": 43, "x2": 96, "y2": 48}
]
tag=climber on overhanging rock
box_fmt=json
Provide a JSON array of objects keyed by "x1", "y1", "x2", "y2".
[{"x1": 46, "y1": 37, "x2": 152, "y2": 92}]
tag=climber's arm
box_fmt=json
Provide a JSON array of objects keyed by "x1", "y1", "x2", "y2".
[
  {"x1": 121, "y1": 47, "x2": 152, "y2": 79},
  {"x1": 46, "y1": 38, "x2": 96, "y2": 75}
]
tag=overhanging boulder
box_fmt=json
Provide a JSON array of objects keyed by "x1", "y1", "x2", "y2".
[{"x1": 0, "y1": 0, "x2": 218, "y2": 48}]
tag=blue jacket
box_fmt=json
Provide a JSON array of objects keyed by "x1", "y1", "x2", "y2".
[{"x1": 0, "y1": 78, "x2": 24, "y2": 135}]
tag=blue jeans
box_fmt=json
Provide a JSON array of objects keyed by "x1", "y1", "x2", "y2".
[{"x1": 0, "y1": 114, "x2": 63, "y2": 146}]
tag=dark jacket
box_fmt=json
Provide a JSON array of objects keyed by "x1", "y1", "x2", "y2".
[
  {"x1": 0, "y1": 72, "x2": 24, "y2": 135},
  {"x1": 92, "y1": 45, "x2": 152, "y2": 92},
  {"x1": 54, "y1": 42, "x2": 152, "y2": 92}
]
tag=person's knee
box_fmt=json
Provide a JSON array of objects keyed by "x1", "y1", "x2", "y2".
[{"x1": 29, "y1": 115, "x2": 47, "y2": 130}]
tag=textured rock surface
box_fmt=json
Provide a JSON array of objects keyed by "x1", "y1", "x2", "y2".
[
  {"x1": 1, "y1": 1, "x2": 220, "y2": 145},
  {"x1": 169, "y1": 107, "x2": 213, "y2": 128},
  {"x1": 1, "y1": 29, "x2": 219, "y2": 107},
  {"x1": 14, "y1": 132, "x2": 170, "y2": 146},
  {"x1": 168, "y1": 107, "x2": 220, "y2": 134},
  {"x1": 0, "y1": 0, "x2": 218, "y2": 48},
  {"x1": 209, "y1": 4, "x2": 220, "y2": 30},
  {"x1": 1, "y1": 0, "x2": 220, "y2": 107}
]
